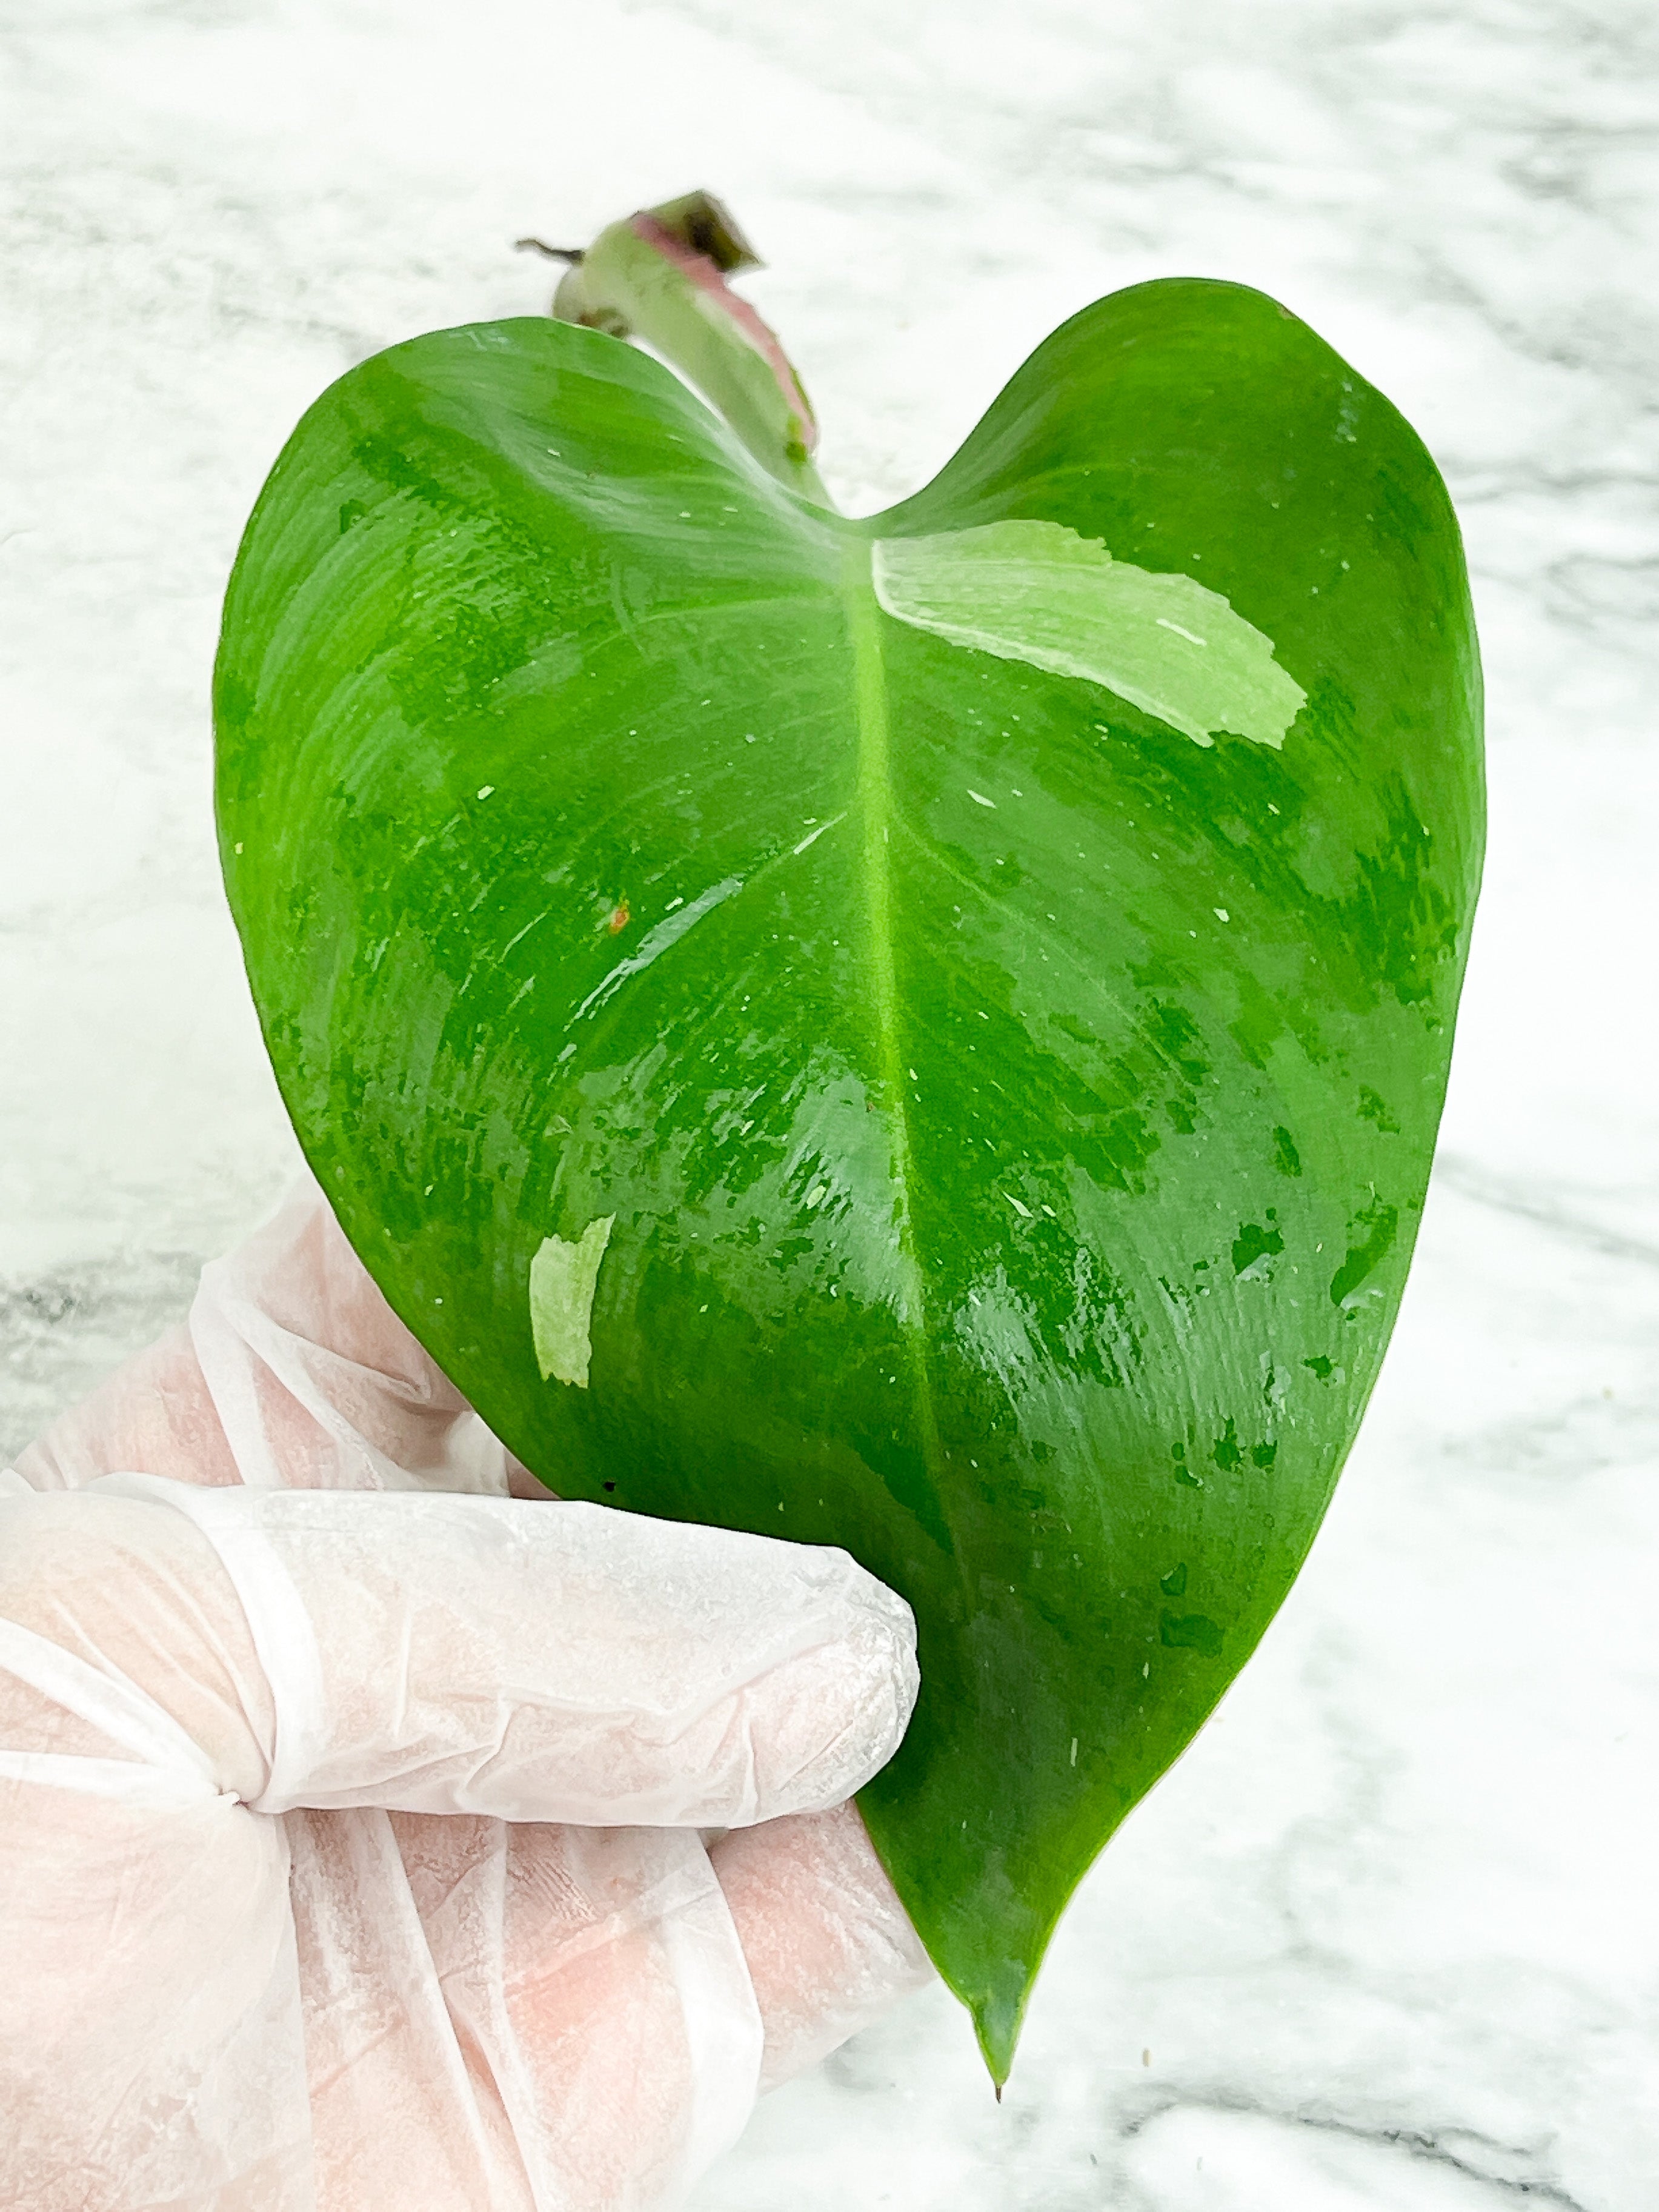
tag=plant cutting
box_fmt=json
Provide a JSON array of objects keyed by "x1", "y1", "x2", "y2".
[{"x1": 214, "y1": 192, "x2": 1484, "y2": 2084}]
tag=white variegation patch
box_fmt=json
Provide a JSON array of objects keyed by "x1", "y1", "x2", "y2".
[
  {"x1": 529, "y1": 1215, "x2": 616, "y2": 1387},
  {"x1": 871, "y1": 519, "x2": 1306, "y2": 748}
]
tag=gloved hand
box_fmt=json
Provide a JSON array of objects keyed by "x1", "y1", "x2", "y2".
[{"x1": 1, "y1": 1181, "x2": 933, "y2": 2212}]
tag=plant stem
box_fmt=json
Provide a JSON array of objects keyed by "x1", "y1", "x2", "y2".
[{"x1": 534, "y1": 191, "x2": 834, "y2": 509}]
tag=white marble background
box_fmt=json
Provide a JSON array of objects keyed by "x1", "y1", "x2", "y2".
[{"x1": 3, "y1": 2, "x2": 1657, "y2": 2205}]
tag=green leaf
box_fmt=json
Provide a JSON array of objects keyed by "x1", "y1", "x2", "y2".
[{"x1": 214, "y1": 278, "x2": 1483, "y2": 2081}]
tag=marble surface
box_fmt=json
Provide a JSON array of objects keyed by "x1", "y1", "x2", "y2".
[{"x1": 3, "y1": 1, "x2": 1658, "y2": 2205}]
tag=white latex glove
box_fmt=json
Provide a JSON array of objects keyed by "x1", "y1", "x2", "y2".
[{"x1": 1, "y1": 1181, "x2": 933, "y2": 2212}]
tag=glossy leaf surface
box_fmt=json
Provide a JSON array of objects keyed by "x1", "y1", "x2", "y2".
[{"x1": 215, "y1": 282, "x2": 1483, "y2": 2077}]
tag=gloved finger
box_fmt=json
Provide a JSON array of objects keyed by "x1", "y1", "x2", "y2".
[
  {"x1": 10, "y1": 1323, "x2": 242, "y2": 1493},
  {"x1": 10, "y1": 1475, "x2": 919, "y2": 1830},
  {"x1": 363, "y1": 1812, "x2": 764, "y2": 2208},
  {"x1": 711, "y1": 1800, "x2": 935, "y2": 2091},
  {"x1": 0, "y1": 1505, "x2": 768, "y2": 2211},
  {"x1": 188, "y1": 1174, "x2": 514, "y2": 1495},
  {"x1": 13, "y1": 1175, "x2": 512, "y2": 1501}
]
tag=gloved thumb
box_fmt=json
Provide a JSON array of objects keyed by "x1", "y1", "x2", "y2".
[{"x1": 4, "y1": 1474, "x2": 918, "y2": 1828}]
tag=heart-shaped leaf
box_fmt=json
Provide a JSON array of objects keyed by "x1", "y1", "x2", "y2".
[{"x1": 216, "y1": 275, "x2": 1482, "y2": 2079}]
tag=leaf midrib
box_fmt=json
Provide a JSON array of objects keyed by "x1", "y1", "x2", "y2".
[{"x1": 841, "y1": 541, "x2": 945, "y2": 1504}]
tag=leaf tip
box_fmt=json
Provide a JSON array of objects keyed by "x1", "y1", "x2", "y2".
[{"x1": 970, "y1": 1967, "x2": 1031, "y2": 2092}]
